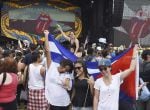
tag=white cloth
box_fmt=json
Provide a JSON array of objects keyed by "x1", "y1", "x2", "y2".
[
  {"x1": 28, "y1": 64, "x2": 44, "y2": 90},
  {"x1": 40, "y1": 57, "x2": 47, "y2": 67},
  {"x1": 94, "y1": 73, "x2": 122, "y2": 110},
  {"x1": 45, "y1": 62, "x2": 71, "y2": 106}
]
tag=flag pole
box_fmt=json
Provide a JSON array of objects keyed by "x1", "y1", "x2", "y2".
[
  {"x1": 136, "y1": 53, "x2": 139, "y2": 100},
  {"x1": 84, "y1": 35, "x2": 88, "y2": 49},
  {"x1": 18, "y1": 39, "x2": 23, "y2": 49}
]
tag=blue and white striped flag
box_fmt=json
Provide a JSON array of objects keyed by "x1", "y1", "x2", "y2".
[{"x1": 48, "y1": 34, "x2": 100, "y2": 76}]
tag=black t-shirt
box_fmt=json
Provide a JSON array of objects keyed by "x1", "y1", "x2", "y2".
[{"x1": 72, "y1": 79, "x2": 93, "y2": 107}]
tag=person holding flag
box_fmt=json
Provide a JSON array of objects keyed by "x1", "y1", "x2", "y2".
[
  {"x1": 44, "y1": 30, "x2": 74, "y2": 110},
  {"x1": 93, "y1": 44, "x2": 139, "y2": 110}
]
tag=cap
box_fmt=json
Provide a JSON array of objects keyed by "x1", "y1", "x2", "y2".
[
  {"x1": 99, "y1": 58, "x2": 111, "y2": 66},
  {"x1": 92, "y1": 43, "x2": 96, "y2": 48},
  {"x1": 97, "y1": 46, "x2": 102, "y2": 51},
  {"x1": 99, "y1": 38, "x2": 106, "y2": 44}
]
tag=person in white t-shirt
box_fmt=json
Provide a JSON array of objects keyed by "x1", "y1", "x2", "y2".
[
  {"x1": 93, "y1": 45, "x2": 139, "y2": 110},
  {"x1": 44, "y1": 30, "x2": 74, "y2": 110}
]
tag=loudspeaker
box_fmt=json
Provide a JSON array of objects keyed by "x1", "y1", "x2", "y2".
[{"x1": 112, "y1": 0, "x2": 124, "y2": 27}]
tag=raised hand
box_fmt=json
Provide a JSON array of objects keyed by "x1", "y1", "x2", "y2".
[
  {"x1": 44, "y1": 30, "x2": 49, "y2": 36},
  {"x1": 134, "y1": 44, "x2": 139, "y2": 49},
  {"x1": 56, "y1": 24, "x2": 62, "y2": 31}
]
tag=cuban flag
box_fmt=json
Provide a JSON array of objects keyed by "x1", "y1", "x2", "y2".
[
  {"x1": 110, "y1": 48, "x2": 139, "y2": 102},
  {"x1": 46, "y1": 34, "x2": 139, "y2": 102}
]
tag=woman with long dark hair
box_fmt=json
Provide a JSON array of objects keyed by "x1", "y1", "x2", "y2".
[{"x1": 72, "y1": 60, "x2": 94, "y2": 110}]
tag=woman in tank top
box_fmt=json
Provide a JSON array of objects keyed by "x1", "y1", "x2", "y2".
[
  {"x1": 0, "y1": 57, "x2": 18, "y2": 110},
  {"x1": 57, "y1": 24, "x2": 79, "y2": 54},
  {"x1": 27, "y1": 51, "x2": 48, "y2": 110},
  {"x1": 72, "y1": 60, "x2": 94, "y2": 110}
]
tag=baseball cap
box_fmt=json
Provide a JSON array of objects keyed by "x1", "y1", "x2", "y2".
[{"x1": 98, "y1": 58, "x2": 111, "y2": 66}]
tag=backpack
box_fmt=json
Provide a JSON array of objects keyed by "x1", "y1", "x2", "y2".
[{"x1": 139, "y1": 78, "x2": 150, "y2": 101}]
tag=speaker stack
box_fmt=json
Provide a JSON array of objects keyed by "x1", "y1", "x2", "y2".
[
  {"x1": 112, "y1": 0, "x2": 124, "y2": 27},
  {"x1": 102, "y1": 0, "x2": 124, "y2": 43}
]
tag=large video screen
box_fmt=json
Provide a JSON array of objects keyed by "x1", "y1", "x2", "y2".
[
  {"x1": 114, "y1": 0, "x2": 150, "y2": 46},
  {"x1": 1, "y1": 1, "x2": 82, "y2": 44}
]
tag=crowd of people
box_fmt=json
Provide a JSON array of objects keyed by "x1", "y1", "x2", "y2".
[{"x1": 0, "y1": 29, "x2": 150, "y2": 110}]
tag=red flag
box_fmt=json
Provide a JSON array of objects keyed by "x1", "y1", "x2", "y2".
[{"x1": 111, "y1": 48, "x2": 136, "y2": 99}]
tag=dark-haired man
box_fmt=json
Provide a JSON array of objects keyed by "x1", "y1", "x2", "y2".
[{"x1": 44, "y1": 30, "x2": 73, "y2": 110}]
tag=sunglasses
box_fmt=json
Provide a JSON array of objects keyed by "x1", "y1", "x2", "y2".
[
  {"x1": 74, "y1": 66, "x2": 82, "y2": 70},
  {"x1": 99, "y1": 67, "x2": 107, "y2": 71}
]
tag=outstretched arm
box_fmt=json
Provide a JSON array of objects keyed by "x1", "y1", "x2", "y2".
[
  {"x1": 57, "y1": 24, "x2": 70, "y2": 41},
  {"x1": 120, "y1": 44, "x2": 139, "y2": 80},
  {"x1": 44, "y1": 30, "x2": 51, "y2": 68}
]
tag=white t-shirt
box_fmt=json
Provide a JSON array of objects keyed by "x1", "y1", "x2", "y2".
[
  {"x1": 45, "y1": 62, "x2": 72, "y2": 106},
  {"x1": 94, "y1": 73, "x2": 123, "y2": 110}
]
